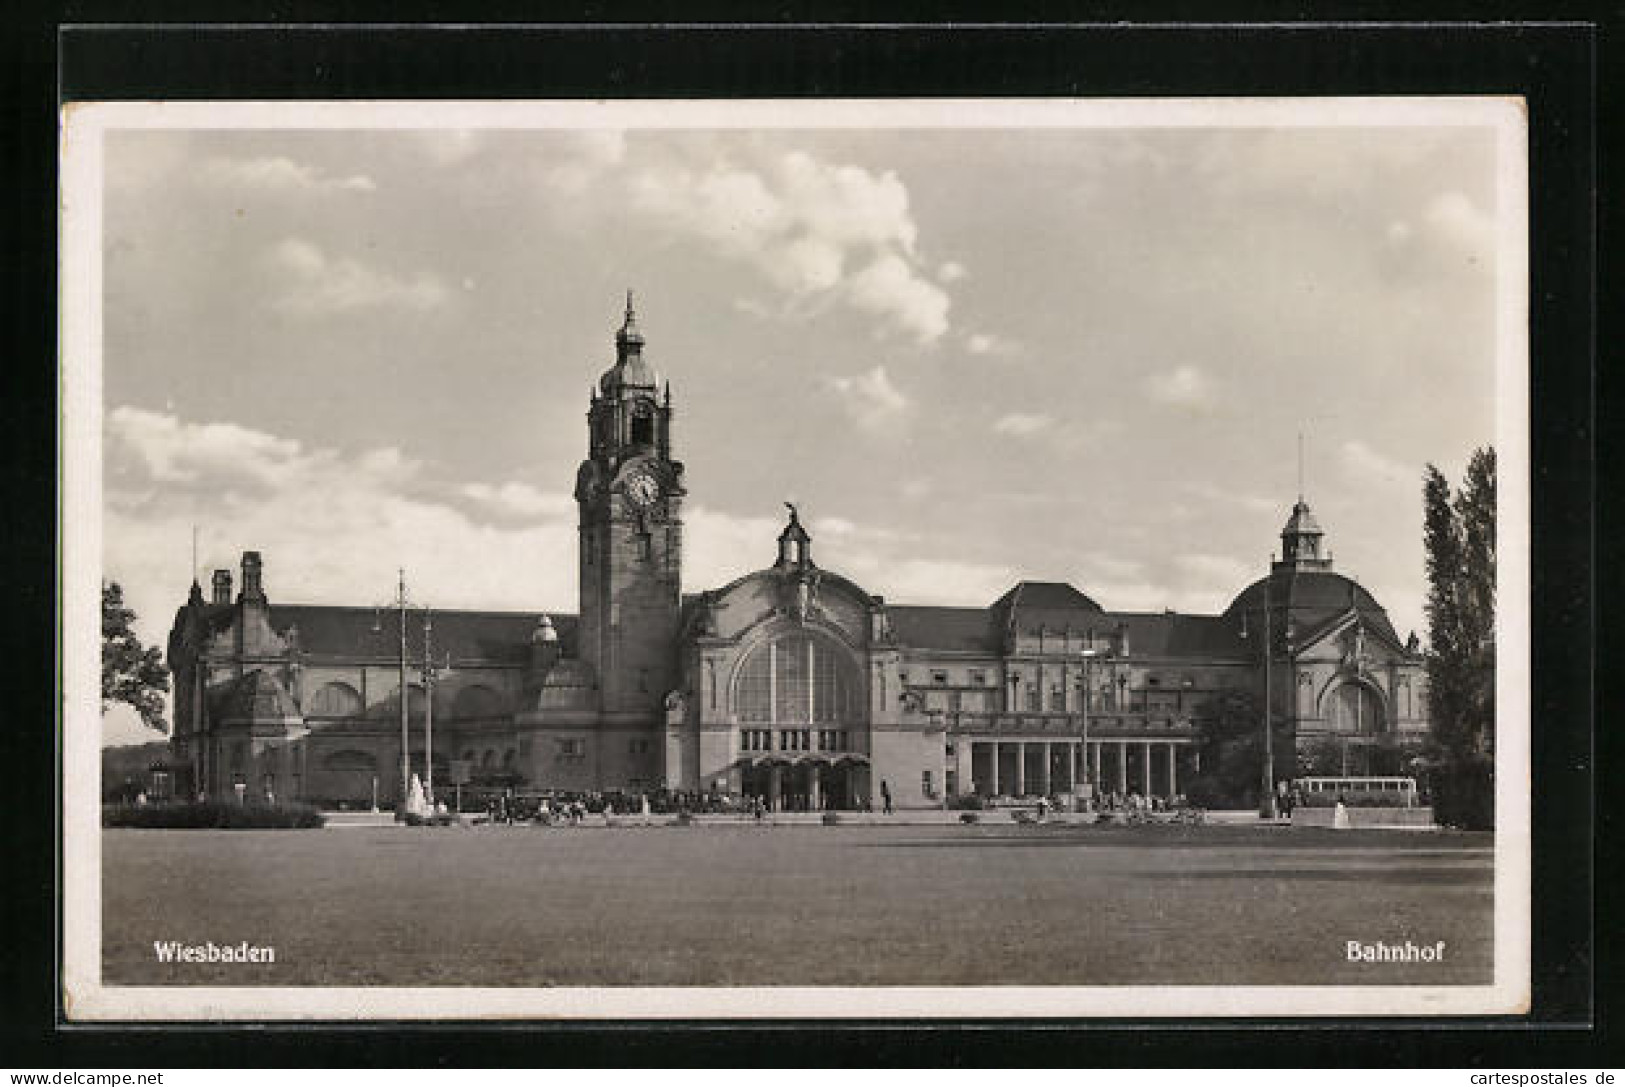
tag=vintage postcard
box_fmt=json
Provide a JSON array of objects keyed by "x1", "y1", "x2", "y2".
[{"x1": 62, "y1": 97, "x2": 1530, "y2": 1020}]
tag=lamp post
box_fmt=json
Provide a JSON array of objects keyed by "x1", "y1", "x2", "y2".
[
  {"x1": 373, "y1": 568, "x2": 426, "y2": 819},
  {"x1": 421, "y1": 619, "x2": 449, "y2": 810},
  {"x1": 1079, "y1": 648, "x2": 1102, "y2": 805},
  {"x1": 1241, "y1": 564, "x2": 1279, "y2": 819},
  {"x1": 1259, "y1": 564, "x2": 1279, "y2": 819}
]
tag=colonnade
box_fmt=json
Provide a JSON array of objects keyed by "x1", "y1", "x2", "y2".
[{"x1": 965, "y1": 739, "x2": 1188, "y2": 799}]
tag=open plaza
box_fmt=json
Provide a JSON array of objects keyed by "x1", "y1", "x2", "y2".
[{"x1": 102, "y1": 821, "x2": 1493, "y2": 988}]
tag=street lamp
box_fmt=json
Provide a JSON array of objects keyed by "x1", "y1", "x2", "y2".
[
  {"x1": 1240, "y1": 562, "x2": 1280, "y2": 820},
  {"x1": 1079, "y1": 648, "x2": 1101, "y2": 805},
  {"x1": 421, "y1": 620, "x2": 450, "y2": 810},
  {"x1": 373, "y1": 568, "x2": 430, "y2": 820}
]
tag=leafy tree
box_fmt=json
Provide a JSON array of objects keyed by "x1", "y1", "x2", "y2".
[
  {"x1": 1422, "y1": 449, "x2": 1496, "y2": 828},
  {"x1": 1186, "y1": 689, "x2": 1292, "y2": 809},
  {"x1": 102, "y1": 581, "x2": 170, "y2": 732}
]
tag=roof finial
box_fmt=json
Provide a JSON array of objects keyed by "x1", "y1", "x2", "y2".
[{"x1": 625, "y1": 289, "x2": 635, "y2": 321}]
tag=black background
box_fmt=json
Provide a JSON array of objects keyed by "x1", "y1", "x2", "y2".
[{"x1": 5, "y1": 1, "x2": 1612, "y2": 1069}]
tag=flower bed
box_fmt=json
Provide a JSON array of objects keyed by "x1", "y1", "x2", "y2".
[{"x1": 103, "y1": 800, "x2": 325, "y2": 829}]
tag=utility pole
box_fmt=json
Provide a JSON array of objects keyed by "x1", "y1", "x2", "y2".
[{"x1": 373, "y1": 569, "x2": 421, "y2": 818}]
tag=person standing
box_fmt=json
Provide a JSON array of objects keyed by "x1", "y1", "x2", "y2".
[{"x1": 881, "y1": 779, "x2": 893, "y2": 815}]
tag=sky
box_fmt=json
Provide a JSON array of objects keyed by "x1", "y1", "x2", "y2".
[{"x1": 93, "y1": 105, "x2": 1508, "y2": 745}]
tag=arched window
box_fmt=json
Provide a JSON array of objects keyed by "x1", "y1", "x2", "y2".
[
  {"x1": 308, "y1": 681, "x2": 363, "y2": 718},
  {"x1": 1326, "y1": 682, "x2": 1386, "y2": 734},
  {"x1": 734, "y1": 633, "x2": 858, "y2": 724}
]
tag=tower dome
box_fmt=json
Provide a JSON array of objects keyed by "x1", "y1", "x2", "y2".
[{"x1": 598, "y1": 291, "x2": 661, "y2": 396}]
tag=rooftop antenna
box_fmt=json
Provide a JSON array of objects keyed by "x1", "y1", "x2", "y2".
[{"x1": 191, "y1": 524, "x2": 199, "y2": 587}]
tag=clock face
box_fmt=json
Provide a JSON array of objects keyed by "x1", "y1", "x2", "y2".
[{"x1": 625, "y1": 468, "x2": 660, "y2": 509}]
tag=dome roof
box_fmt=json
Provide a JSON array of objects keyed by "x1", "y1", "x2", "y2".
[
  {"x1": 1223, "y1": 570, "x2": 1399, "y2": 646},
  {"x1": 535, "y1": 659, "x2": 596, "y2": 711}
]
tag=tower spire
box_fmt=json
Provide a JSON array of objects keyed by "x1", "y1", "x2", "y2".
[{"x1": 1297, "y1": 430, "x2": 1305, "y2": 501}]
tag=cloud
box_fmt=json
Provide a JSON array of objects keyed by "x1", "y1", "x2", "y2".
[
  {"x1": 543, "y1": 130, "x2": 628, "y2": 194},
  {"x1": 938, "y1": 260, "x2": 968, "y2": 283},
  {"x1": 265, "y1": 237, "x2": 448, "y2": 316},
  {"x1": 1173, "y1": 552, "x2": 1256, "y2": 588},
  {"x1": 201, "y1": 155, "x2": 376, "y2": 193},
  {"x1": 992, "y1": 412, "x2": 1054, "y2": 438},
  {"x1": 103, "y1": 409, "x2": 582, "y2": 666},
  {"x1": 826, "y1": 366, "x2": 910, "y2": 431},
  {"x1": 1178, "y1": 480, "x2": 1279, "y2": 515},
  {"x1": 628, "y1": 149, "x2": 950, "y2": 343},
  {"x1": 965, "y1": 332, "x2": 1018, "y2": 357},
  {"x1": 1144, "y1": 365, "x2": 1216, "y2": 409},
  {"x1": 1340, "y1": 439, "x2": 1415, "y2": 489},
  {"x1": 416, "y1": 129, "x2": 485, "y2": 166},
  {"x1": 460, "y1": 481, "x2": 575, "y2": 520}
]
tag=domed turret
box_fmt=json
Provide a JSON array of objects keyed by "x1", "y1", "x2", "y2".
[
  {"x1": 598, "y1": 291, "x2": 661, "y2": 396},
  {"x1": 1278, "y1": 497, "x2": 1330, "y2": 571}
]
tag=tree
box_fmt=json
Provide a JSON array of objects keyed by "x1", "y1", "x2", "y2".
[
  {"x1": 102, "y1": 581, "x2": 170, "y2": 733},
  {"x1": 1186, "y1": 689, "x2": 1292, "y2": 809},
  {"x1": 1422, "y1": 448, "x2": 1496, "y2": 829}
]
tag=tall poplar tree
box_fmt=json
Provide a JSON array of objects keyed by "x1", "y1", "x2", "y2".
[{"x1": 1422, "y1": 448, "x2": 1496, "y2": 828}]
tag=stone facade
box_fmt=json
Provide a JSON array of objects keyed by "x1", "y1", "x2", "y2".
[{"x1": 166, "y1": 302, "x2": 1429, "y2": 810}]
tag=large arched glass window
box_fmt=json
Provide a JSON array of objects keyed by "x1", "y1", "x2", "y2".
[
  {"x1": 734, "y1": 633, "x2": 858, "y2": 724},
  {"x1": 1326, "y1": 682, "x2": 1385, "y2": 734}
]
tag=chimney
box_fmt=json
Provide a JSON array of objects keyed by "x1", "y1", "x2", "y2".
[
  {"x1": 1116, "y1": 620, "x2": 1131, "y2": 658},
  {"x1": 240, "y1": 551, "x2": 265, "y2": 602},
  {"x1": 211, "y1": 569, "x2": 232, "y2": 605}
]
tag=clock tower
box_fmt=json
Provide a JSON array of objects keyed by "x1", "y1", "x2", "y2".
[{"x1": 575, "y1": 294, "x2": 685, "y2": 716}]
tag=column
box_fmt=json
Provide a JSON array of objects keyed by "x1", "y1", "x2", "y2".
[
  {"x1": 1068, "y1": 743, "x2": 1078, "y2": 793},
  {"x1": 769, "y1": 765, "x2": 782, "y2": 812},
  {"x1": 990, "y1": 742, "x2": 1000, "y2": 795},
  {"x1": 809, "y1": 764, "x2": 822, "y2": 810},
  {"x1": 1167, "y1": 743, "x2": 1177, "y2": 797},
  {"x1": 1091, "y1": 742, "x2": 1102, "y2": 792},
  {"x1": 1016, "y1": 741, "x2": 1026, "y2": 796},
  {"x1": 955, "y1": 739, "x2": 972, "y2": 797},
  {"x1": 1040, "y1": 742, "x2": 1051, "y2": 796},
  {"x1": 1143, "y1": 741, "x2": 1153, "y2": 796},
  {"x1": 1117, "y1": 741, "x2": 1128, "y2": 793}
]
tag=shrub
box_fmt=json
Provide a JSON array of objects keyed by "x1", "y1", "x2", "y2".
[
  {"x1": 821, "y1": 811, "x2": 841, "y2": 826},
  {"x1": 947, "y1": 794, "x2": 985, "y2": 811},
  {"x1": 103, "y1": 800, "x2": 325, "y2": 829},
  {"x1": 958, "y1": 811, "x2": 979, "y2": 824}
]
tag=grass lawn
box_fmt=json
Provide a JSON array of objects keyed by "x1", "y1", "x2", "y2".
[{"x1": 103, "y1": 822, "x2": 1494, "y2": 987}]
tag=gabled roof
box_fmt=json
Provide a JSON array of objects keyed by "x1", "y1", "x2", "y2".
[
  {"x1": 991, "y1": 580, "x2": 1104, "y2": 614},
  {"x1": 270, "y1": 605, "x2": 579, "y2": 665},
  {"x1": 889, "y1": 606, "x2": 1000, "y2": 654}
]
